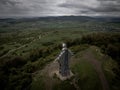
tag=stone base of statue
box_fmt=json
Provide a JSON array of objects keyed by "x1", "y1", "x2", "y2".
[{"x1": 54, "y1": 70, "x2": 74, "y2": 81}]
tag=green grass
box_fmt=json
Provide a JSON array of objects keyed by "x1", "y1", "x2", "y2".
[
  {"x1": 30, "y1": 76, "x2": 45, "y2": 90},
  {"x1": 71, "y1": 59, "x2": 102, "y2": 90},
  {"x1": 102, "y1": 56, "x2": 120, "y2": 90},
  {"x1": 53, "y1": 79, "x2": 76, "y2": 90},
  {"x1": 87, "y1": 46, "x2": 104, "y2": 61}
]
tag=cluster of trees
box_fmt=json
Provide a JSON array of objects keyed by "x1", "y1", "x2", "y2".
[
  {"x1": 0, "y1": 56, "x2": 31, "y2": 90},
  {"x1": 81, "y1": 33, "x2": 120, "y2": 61},
  {"x1": 0, "y1": 43, "x2": 61, "y2": 90}
]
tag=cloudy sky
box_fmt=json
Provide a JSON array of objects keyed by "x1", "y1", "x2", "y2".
[{"x1": 0, "y1": 0, "x2": 120, "y2": 18}]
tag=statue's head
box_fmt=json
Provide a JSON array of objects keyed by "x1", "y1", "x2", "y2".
[{"x1": 62, "y1": 43, "x2": 67, "y2": 48}]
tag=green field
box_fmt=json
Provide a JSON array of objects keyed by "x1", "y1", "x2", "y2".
[{"x1": 0, "y1": 16, "x2": 120, "y2": 90}]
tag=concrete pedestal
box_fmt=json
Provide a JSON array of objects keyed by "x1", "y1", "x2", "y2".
[{"x1": 54, "y1": 70, "x2": 74, "y2": 81}]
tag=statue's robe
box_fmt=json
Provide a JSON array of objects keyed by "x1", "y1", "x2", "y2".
[{"x1": 57, "y1": 48, "x2": 73, "y2": 76}]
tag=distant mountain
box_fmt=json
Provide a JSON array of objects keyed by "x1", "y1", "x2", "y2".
[
  {"x1": 93, "y1": 17, "x2": 120, "y2": 22},
  {"x1": 0, "y1": 16, "x2": 120, "y2": 23}
]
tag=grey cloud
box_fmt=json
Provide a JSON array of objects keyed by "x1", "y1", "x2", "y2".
[
  {"x1": 0, "y1": 0, "x2": 120, "y2": 18},
  {"x1": 95, "y1": 0, "x2": 120, "y2": 12},
  {"x1": 59, "y1": 0, "x2": 120, "y2": 16},
  {"x1": 0, "y1": 0, "x2": 73, "y2": 17},
  {"x1": 0, "y1": 0, "x2": 21, "y2": 6}
]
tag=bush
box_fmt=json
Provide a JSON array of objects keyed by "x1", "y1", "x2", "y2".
[
  {"x1": 8, "y1": 72, "x2": 32, "y2": 90},
  {"x1": 0, "y1": 56, "x2": 31, "y2": 90},
  {"x1": 6, "y1": 56, "x2": 27, "y2": 68},
  {"x1": 106, "y1": 44, "x2": 120, "y2": 60},
  {"x1": 24, "y1": 62, "x2": 36, "y2": 73}
]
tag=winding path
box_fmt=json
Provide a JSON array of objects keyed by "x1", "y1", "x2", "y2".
[{"x1": 82, "y1": 49, "x2": 110, "y2": 90}]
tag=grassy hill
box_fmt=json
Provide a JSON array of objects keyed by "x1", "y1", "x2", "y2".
[{"x1": 31, "y1": 46, "x2": 119, "y2": 90}]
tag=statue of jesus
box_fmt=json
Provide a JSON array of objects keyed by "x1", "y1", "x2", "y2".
[{"x1": 55, "y1": 43, "x2": 73, "y2": 77}]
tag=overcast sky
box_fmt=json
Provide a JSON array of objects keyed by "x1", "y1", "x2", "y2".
[{"x1": 0, "y1": 0, "x2": 120, "y2": 18}]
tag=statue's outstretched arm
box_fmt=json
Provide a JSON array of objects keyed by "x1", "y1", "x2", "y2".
[
  {"x1": 54, "y1": 51, "x2": 64, "y2": 62},
  {"x1": 68, "y1": 49, "x2": 74, "y2": 56}
]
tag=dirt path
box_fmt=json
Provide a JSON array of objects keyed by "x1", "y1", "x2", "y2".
[
  {"x1": 82, "y1": 49, "x2": 110, "y2": 90},
  {"x1": 0, "y1": 34, "x2": 47, "y2": 59},
  {"x1": 39, "y1": 61, "x2": 59, "y2": 90},
  {"x1": 0, "y1": 37, "x2": 37, "y2": 59}
]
